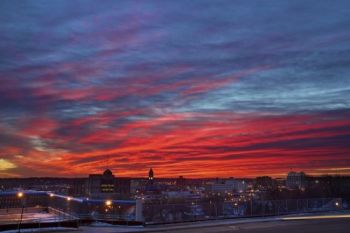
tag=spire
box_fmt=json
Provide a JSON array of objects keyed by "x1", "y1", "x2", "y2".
[{"x1": 148, "y1": 168, "x2": 154, "y2": 180}]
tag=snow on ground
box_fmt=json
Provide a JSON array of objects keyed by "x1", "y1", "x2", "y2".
[{"x1": 0, "y1": 212, "x2": 67, "y2": 224}]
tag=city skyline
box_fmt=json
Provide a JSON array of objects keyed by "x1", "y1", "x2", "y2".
[{"x1": 1, "y1": 0, "x2": 350, "y2": 178}]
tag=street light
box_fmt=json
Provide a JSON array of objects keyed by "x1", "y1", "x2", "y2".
[
  {"x1": 17, "y1": 192, "x2": 25, "y2": 233},
  {"x1": 105, "y1": 200, "x2": 112, "y2": 206},
  {"x1": 105, "y1": 200, "x2": 113, "y2": 215},
  {"x1": 17, "y1": 192, "x2": 24, "y2": 198},
  {"x1": 67, "y1": 197, "x2": 72, "y2": 201},
  {"x1": 49, "y1": 193, "x2": 54, "y2": 198}
]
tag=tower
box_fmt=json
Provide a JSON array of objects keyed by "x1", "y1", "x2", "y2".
[{"x1": 148, "y1": 168, "x2": 154, "y2": 181}]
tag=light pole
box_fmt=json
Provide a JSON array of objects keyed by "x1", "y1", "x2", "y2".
[
  {"x1": 17, "y1": 192, "x2": 25, "y2": 233},
  {"x1": 66, "y1": 197, "x2": 72, "y2": 220},
  {"x1": 48, "y1": 193, "x2": 55, "y2": 220},
  {"x1": 105, "y1": 200, "x2": 113, "y2": 220}
]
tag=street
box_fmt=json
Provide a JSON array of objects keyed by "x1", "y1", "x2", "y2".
[
  {"x1": 43, "y1": 213, "x2": 350, "y2": 233},
  {"x1": 144, "y1": 219, "x2": 350, "y2": 233}
]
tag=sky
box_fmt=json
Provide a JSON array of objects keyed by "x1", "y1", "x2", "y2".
[{"x1": 0, "y1": 0, "x2": 350, "y2": 178}]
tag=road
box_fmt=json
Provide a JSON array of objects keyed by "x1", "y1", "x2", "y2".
[
  {"x1": 144, "y1": 219, "x2": 350, "y2": 233},
  {"x1": 29, "y1": 213, "x2": 350, "y2": 233}
]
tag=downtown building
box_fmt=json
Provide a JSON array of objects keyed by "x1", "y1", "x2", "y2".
[
  {"x1": 286, "y1": 171, "x2": 306, "y2": 189},
  {"x1": 86, "y1": 169, "x2": 130, "y2": 199}
]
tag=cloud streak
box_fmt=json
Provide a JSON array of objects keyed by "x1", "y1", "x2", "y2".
[{"x1": 0, "y1": 0, "x2": 349, "y2": 177}]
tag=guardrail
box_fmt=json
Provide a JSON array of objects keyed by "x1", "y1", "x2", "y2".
[
  {"x1": 0, "y1": 191, "x2": 347, "y2": 227},
  {"x1": 0, "y1": 190, "x2": 141, "y2": 229}
]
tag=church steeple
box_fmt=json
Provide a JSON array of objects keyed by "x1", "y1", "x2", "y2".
[{"x1": 148, "y1": 168, "x2": 154, "y2": 181}]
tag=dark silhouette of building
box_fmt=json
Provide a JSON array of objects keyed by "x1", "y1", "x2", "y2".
[
  {"x1": 86, "y1": 169, "x2": 130, "y2": 199},
  {"x1": 87, "y1": 169, "x2": 116, "y2": 198},
  {"x1": 286, "y1": 172, "x2": 306, "y2": 189},
  {"x1": 255, "y1": 176, "x2": 277, "y2": 191},
  {"x1": 148, "y1": 168, "x2": 154, "y2": 183},
  {"x1": 145, "y1": 168, "x2": 161, "y2": 194}
]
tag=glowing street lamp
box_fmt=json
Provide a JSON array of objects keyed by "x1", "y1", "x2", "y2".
[
  {"x1": 17, "y1": 192, "x2": 25, "y2": 232},
  {"x1": 49, "y1": 193, "x2": 54, "y2": 198},
  {"x1": 105, "y1": 200, "x2": 112, "y2": 206},
  {"x1": 66, "y1": 197, "x2": 72, "y2": 201},
  {"x1": 335, "y1": 202, "x2": 340, "y2": 207}
]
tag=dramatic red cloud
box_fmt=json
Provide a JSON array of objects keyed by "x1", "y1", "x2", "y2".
[
  {"x1": 1, "y1": 1, "x2": 350, "y2": 178},
  {"x1": 4, "y1": 110, "x2": 346, "y2": 178}
]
